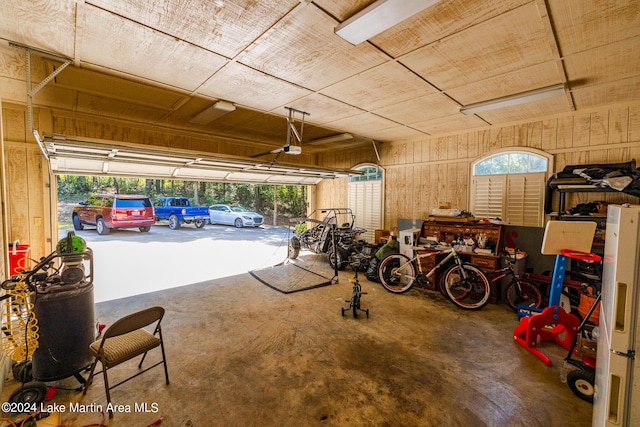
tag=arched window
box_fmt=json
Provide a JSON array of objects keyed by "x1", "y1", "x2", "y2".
[
  {"x1": 470, "y1": 149, "x2": 552, "y2": 227},
  {"x1": 348, "y1": 164, "x2": 384, "y2": 242}
]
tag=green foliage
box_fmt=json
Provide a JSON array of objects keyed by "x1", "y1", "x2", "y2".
[
  {"x1": 57, "y1": 175, "x2": 307, "y2": 225},
  {"x1": 294, "y1": 222, "x2": 307, "y2": 235}
]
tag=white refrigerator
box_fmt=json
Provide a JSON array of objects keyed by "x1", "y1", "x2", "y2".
[{"x1": 593, "y1": 204, "x2": 640, "y2": 427}]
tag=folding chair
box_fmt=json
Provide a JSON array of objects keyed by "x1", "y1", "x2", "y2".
[{"x1": 83, "y1": 306, "x2": 169, "y2": 417}]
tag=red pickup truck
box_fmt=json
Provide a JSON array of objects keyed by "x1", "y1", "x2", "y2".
[{"x1": 72, "y1": 194, "x2": 156, "y2": 235}]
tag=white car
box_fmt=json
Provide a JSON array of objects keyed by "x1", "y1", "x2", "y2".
[{"x1": 209, "y1": 204, "x2": 264, "y2": 228}]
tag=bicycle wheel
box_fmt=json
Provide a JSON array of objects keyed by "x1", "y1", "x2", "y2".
[
  {"x1": 444, "y1": 264, "x2": 491, "y2": 310},
  {"x1": 438, "y1": 264, "x2": 456, "y2": 298},
  {"x1": 378, "y1": 254, "x2": 416, "y2": 293},
  {"x1": 505, "y1": 280, "x2": 543, "y2": 312},
  {"x1": 353, "y1": 295, "x2": 359, "y2": 318}
]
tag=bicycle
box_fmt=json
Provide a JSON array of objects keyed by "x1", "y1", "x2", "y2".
[
  {"x1": 341, "y1": 259, "x2": 369, "y2": 318},
  {"x1": 490, "y1": 249, "x2": 542, "y2": 312},
  {"x1": 378, "y1": 245, "x2": 491, "y2": 310}
]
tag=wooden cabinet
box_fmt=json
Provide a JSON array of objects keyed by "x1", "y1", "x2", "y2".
[
  {"x1": 416, "y1": 220, "x2": 504, "y2": 301},
  {"x1": 470, "y1": 255, "x2": 499, "y2": 271},
  {"x1": 419, "y1": 220, "x2": 504, "y2": 254}
]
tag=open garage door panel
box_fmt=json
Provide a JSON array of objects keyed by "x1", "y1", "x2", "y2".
[{"x1": 41, "y1": 136, "x2": 360, "y2": 185}]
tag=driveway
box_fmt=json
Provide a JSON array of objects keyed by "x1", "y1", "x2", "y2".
[{"x1": 59, "y1": 223, "x2": 291, "y2": 303}]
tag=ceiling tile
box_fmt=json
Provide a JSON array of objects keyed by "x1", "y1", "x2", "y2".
[
  {"x1": 447, "y1": 61, "x2": 564, "y2": 105},
  {"x1": 399, "y1": 2, "x2": 553, "y2": 91},
  {"x1": 320, "y1": 62, "x2": 439, "y2": 111},
  {"x1": 80, "y1": 5, "x2": 228, "y2": 91},
  {"x1": 548, "y1": 0, "x2": 640, "y2": 56},
  {"x1": 571, "y1": 76, "x2": 640, "y2": 109},
  {"x1": 470, "y1": 96, "x2": 570, "y2": 123},
  {"x1": 369, "y1": 126, "x2": 429, "y2": 142},
  {"x1": 371, "y1": 0, "x2": 529, "y2": 58},
  {"x1": 199, "y1": 62, "x2": 312, "y2": 111},
  {"x1": 564, "y1": 36, "x2": 640, "y2": 87},
  {"x1": 286, "y1": 93, "x2": 364, "y2": 126},
  {"x1": 236, "y1": 3, "x2": 388, "y2": 91},
  {"x1": 325, "y1": 113, "x2": 401, "y2": 140},
  {"x1": 373, "y1": 93, "x2": 462, "y2": 125},
  {"x1": 87, "y1": 0, "x2": 299, "y2": 59},
  {"x1": 0, "y1": 0, "x2": 76, "y2": 57},
  {"x1": 411, "y1": 114, "x2": 488, "y2": 135}
]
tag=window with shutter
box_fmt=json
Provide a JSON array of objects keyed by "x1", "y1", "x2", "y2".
[
  {"x1": 348, "y1": 165, "x2": 383, "y2": 242},
  {"x1": 470, "y1": 150, "x2": 551, "y2": 227}
]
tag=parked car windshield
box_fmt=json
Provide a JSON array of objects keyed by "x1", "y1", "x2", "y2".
[{"x1": 230, "y1": 206, "x2": 248, "y2": 212}]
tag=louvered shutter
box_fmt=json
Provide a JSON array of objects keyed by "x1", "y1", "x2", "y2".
[
  {"x1": 471, "y1": 173, "x2": 545, "y2": 226},
  {"x1": 505, "y1": 173, "x2": 545, "y2": 226},
  {"x1": 348, "y1": 180, "x2": 382, "y2": 242},
  {"x1": 471, "y1": 175, "x2": 506, "y2": 219}
]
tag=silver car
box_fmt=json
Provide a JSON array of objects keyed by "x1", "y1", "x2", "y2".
[{"x1": 209, "y1": 204, "x2": 264, "y2": 228}]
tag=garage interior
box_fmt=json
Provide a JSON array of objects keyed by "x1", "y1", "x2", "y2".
[{"x1": 1, "y1": 0, "x2": 640, "y2": 426}]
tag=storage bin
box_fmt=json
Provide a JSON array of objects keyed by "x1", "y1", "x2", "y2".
[{"x1": 8, "y1": 241, "x2": 30, "y2": 275}]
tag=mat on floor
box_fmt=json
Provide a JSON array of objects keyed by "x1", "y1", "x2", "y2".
[{"x1": 249, "y1": 261, "x2": 336, "y2": 294}]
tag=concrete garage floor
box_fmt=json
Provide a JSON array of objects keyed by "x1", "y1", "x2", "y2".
[{"x1": 2, "y1": 255, "x2": 592, "y2": 427}]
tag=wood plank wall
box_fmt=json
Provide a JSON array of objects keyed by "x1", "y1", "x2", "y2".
[
  {"x1": 317, "y1": 103, "x2": 640, "y2": 232},
  {"x1": 1, "y1": 105, "x2": 52, "y2": 264}
]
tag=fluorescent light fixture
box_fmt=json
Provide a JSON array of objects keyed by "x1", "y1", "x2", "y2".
[
  {"x1": 307, "y1": 133, "x2": 353, "y2": 146},
  {"x1": 189, "y1": 100, "x2": 236, "y2": 125},
  {"x1": 460, "y1": 84, "x2": 566, "y2": 115},
  {"x1": 335, "y1": 0, "x2": 441, "y2": 45}
]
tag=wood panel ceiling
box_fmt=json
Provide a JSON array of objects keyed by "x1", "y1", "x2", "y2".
[{"x1": 1, "y1": 0, "x2": 639, "y2": 156}]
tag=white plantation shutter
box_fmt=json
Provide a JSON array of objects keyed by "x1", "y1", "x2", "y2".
[
  {"x1": 471, "y1": 150, "x2": 550, "y2": 227},
  {"x1": 505, "y1": 173, "x2": 545, "y2": 226},
  {"x1": 471, "y1": 173, "x2": 546, "y2": 227},
  {"x1": 471, "y1": 175, "x2": 506, "y2": 219},
  {"x1": 348, "y1": 167, "x2": 383, "y2": 242}
]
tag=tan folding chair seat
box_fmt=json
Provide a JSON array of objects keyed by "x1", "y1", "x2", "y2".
[{"x1": 83, "y1": 306, "x2": 169, "y2": 418}]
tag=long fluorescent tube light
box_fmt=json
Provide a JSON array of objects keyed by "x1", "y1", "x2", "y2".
[
  {"x1": 307, "y1": 133, "x2": 354, "y2": 146},
  {"x1": 189, "y1": 100, "x2": 236, "y2": 124},
  {"x1": 460, "y1": 84, "x2": 566, "y2": 115},
  {"x1": 335, "y1": 0, "x2": 441, "y2": 45}
]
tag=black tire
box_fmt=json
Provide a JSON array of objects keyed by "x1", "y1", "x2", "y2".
[
  {"x1": 194, "y1": 219, "x2": 206, "y2": 228},
  {"x1": 352, "y1": 298, "x2": 358, "y2": 318},
  {"x1": 234, "y1": 218, "x2": 243, "y2": 228},
  {"x1": 72, "y1": 214, "x2": 84, "y2": 231},
  {"x1": 168, "y1": 214, "x2": 180, "y2": 230},
  {"x1": 8, "y1": 381, "x2": 47, "y2": 405},
  {"x1": 328, "y1": 245, "x2": 349, "y2": 270},
  {"x1": 12, "y1": 361, "x2": 33, "y2": 382},
  {"x1": 567, "y1": 368, "x2": 595, "y2": 403},
  {"x1": 139, "y1": 226, "x2": 151, "y2": 233},
  {"x1": 505, "y1": 280, "x2": 543, "y2": 312},
  {"x1": 378, "y1": 254, "x2": 416, "y2": 293},
  {"x1": 438, "y1": 265, "x2": 455, "y2": 298},
  {"x1": 96, "y1": 217, "x2": 110, "y2": 235},
  {"x1": 444, "y1": 264, "x2": 491, "y2": 310},
  {"x1": 289, "y1": 237, "x2": 301, "y2": 259}
]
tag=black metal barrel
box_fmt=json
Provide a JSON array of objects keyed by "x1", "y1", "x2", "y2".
[{"x1": 32, "y1": 283, "x2": 95, "y2": 382}]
